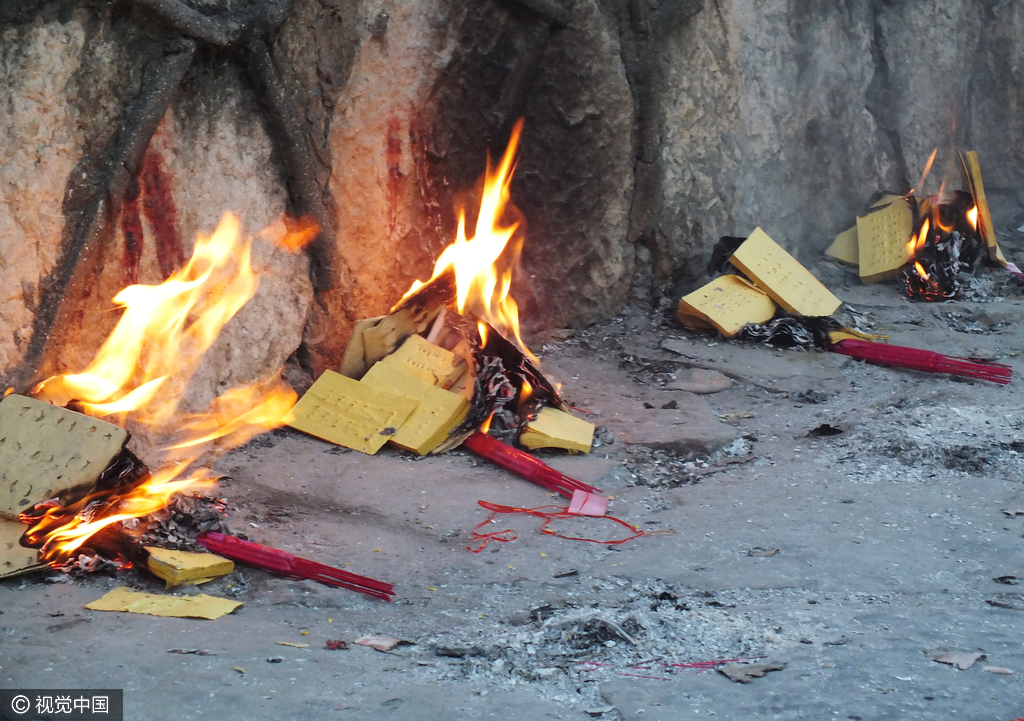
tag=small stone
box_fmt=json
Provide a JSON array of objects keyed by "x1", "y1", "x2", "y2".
[{"x1": 665, "y1": 368, "x2": 732, "y2": 394}]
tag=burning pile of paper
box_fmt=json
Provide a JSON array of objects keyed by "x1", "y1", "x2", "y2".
[
  {"x1": 675, "y1": 228, "x2": 1012, "y2": 384},
  {"x1": 0, "y1": 394, "x2": 140, "y2": 578},
  {"x1": 284, "y1": 119, "x2": 599, "y2": 496},
  {"x1": 825, "y1": 150, "x2": 1023, "y2": 298}
]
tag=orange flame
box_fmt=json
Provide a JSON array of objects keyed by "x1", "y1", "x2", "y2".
[
  {"x1": 24, "y1": 465, "x2": 211, "y2": 560},
  {"x1": 27, "y1": 212, "x2": 297, "y2": 563},
  {"x1": 398, "y1": 119, "x2": 535, "y2": 362},
  {"x1": 520, "y1": 378, "x2": 534, "y2": 405},
  {"x1": 479, "y1": 412, "x2": 494, "y2": 435},
  {"x1": 916, "y1": 148, "x2": 938, "y2": 195},
  {"x1": 967, "y1": 205, "x2": 978, "y2": 231},
  {"x1": 907, "y1": 217, "x2": 930, "y2": 257}
]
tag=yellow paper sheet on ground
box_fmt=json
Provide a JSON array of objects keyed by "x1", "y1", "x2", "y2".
[
  {"x1": 0, "y1": 395, "x2": 128, "y2": 519},
  {"x1": 146, "y1": 547, "x2": 234, "y2": 587},
  {"x1": 730, "y1": 228, "x2": 842, "y2": 317},
  {"x1": 0, "y1": 519, "x2": 43, "y2": 579},
  {"x1": 962, "y1": 151, "x2": 1006, "y2": 266},
  {"x1": 285, "y1": 370, "x2": 417, "y2": 454},
  {"x1": 86, "y1": 587, "x2": 242, "y2": 619},
  {"x1": 374, "y1": 334, "x2": 467, "y2": 389},
  {"x1": 361, "y1": 363, "x2": 469, "y2": 455},
  {"x1": 856, "y1": 197, "x2": 913, "y2": 283},
  {"x1": 519, "y1": 407, "x2": 595, "y2": 453},
  {"x1": 677, "y1": 275, "x2": 777, "y2": 337}
]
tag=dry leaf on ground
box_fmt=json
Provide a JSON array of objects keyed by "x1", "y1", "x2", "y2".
[
  {"x1": 354, "y1": 635, "x2": 409, "y2": 652},
  {"x1": 926, "y1": 650, "x2": 985, "y2": 670}
]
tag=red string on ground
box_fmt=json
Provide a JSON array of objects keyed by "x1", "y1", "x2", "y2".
[{"x1": 467, "y1": 500, "x2": 668, "y2": 553}]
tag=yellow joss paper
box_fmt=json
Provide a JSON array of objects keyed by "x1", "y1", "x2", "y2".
[
  {"x1": 285, "y1": 370, "x2": 416, "y2": 454},
  {"x1": 855, "y1": 198, "x2": 913, "y2": 283},
  {"x1": 962, "y1": 151, "x2": 1006, "y2": 266},
  {"x1": 0, "y1": 394, "x2": 127, "y2": 519},
  {"x1": 519, "y1": 407, "x2": 595, "y2": 454},
  {"x1": 730, "y1": 228, "x2": 842, "y2": 317},
  {"x1": 86, "y1": 587, "x2": 242, "y2": 620},
  {"x1": 0, "y1": 519, "x2": 43, "y2": 580},
  {"x1": 361, "y1": 364, "x2": 469, "y2": 455},
  {"x1": 146, "y1": 547, "x2": 234, "y2": 588},
  {"x1": 677, "y1": 275, "x2": 777, "y2": 337},
  {"x1": 375, "y1": 334, "x2": 467, "y2": 389},
  {"x1": 825, "y1": 225, "x2": 859, "y2": 267}
]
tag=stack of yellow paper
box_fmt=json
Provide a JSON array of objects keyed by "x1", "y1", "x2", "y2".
[
  {"x1": 289, "y1": 333, "x2": 471, "y2": 456},
  {"x1": 730, "y1": 228, "x2": 842, "y2": 317},
  {"x1": 0, "y1": 394, "x2": 128, "y2": 519},
  {"x1": 146, "y1": 547, "x2": 234, "y2": 587},
  {"x1": 855, "y1": 197, "x2": 914, "y2": 283},
  {"x1": 361, "y1": 363, "x2": 469, "y2": 455},
  {"x1": 519, "y1": 407, "x2": 595, "y2": 453},
  {"x1": 677, "y1": 275, "x2": 777, "y2": 337},
  {"x1": 339, "y1": 301, "x2": 445, "y2": 379},
  {"x1": 285, "y1": 370, "x2": 418, "y2": 454},
  {"x1": 374, "y1": 334, "x2": 468, "y2": 389},
  {"x1": 0, "y1": 394, "x2": 129, "y2": 579}
]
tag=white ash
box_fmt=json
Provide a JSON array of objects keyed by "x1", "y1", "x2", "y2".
[
  {"x1": 379, "y1": 583, "x2": 900, "y2": 710},
  {"x1": 823, "y1": 401, "x2": 1024, "y2": 483}
]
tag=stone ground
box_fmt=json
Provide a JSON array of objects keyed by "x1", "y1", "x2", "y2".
[{"x1": 3, "y1": 266, "x2": 1024, "y2": 721}]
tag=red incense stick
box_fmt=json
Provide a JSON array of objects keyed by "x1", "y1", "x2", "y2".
[
  {"x1": 197, "y1": 532, "x2": 395, "y2": 601},
  {"x1": 829, "y1": 338, "x2": 1012, "y2": 384},
  {"x1": 461, "y1": 432, "x2": 601, "y2": 499}
]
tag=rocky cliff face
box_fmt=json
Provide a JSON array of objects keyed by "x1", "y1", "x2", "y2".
[
  {"x1": 652, "y1": 0, "x2": 1024, "y2": 286},
  {"x1": 1, "y1": 0, "x2": 1021, "y2": 391}
]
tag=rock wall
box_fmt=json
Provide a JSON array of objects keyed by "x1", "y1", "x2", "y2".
[
  {"x1": 1, "y1": 0, "x2": 1022, "y2": 391},
  {"x1": 652, "y1": 0, "x2": 1024, "y2": 288}
]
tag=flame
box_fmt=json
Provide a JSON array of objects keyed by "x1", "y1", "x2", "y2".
[
  {"x1": 967, "y1": 205, "x2": 978, "y2": 231},
  {"x1": 907, "y1": 217, "x2": 930, "y2": 257},
  {"x1": 23, "y1": 465, "x2": 211, "y2": 560},
  {"x1": 26, "y1": 212, "x2": 298, "y2": 564},
  {"x1": 399, "y1": 119, "x2": 535, "y2": 362},
  {"x1": 916, "y1": 147, "x2": 938, "y2": 195},
  {"x1": 479, "y1": 412, "x2": 494, "y2": 435},
  {"x1": 520, "y1": 379, "x2": 534, "y2": 406},
  {"x1": 263, "y1": 214, "x2": 320, "y2": 252}
]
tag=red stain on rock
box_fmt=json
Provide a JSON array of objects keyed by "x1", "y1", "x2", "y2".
[
  {"x1": 120, "y1": 179, "x2": 144, "y2": 286},
  {"x1": 385, "y1": 116, "x2": 403, "y2": 237},
  {"x1": 139, "y1": 150, "x2": 184, "y2": 280}
]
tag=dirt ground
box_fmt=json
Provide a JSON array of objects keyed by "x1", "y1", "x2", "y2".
[{"x1": 3, "y1": 264, "x2": 1024, "y2": 721}]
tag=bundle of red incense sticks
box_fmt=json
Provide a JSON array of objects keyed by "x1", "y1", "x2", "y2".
[
  {"x1": 461, "y1": 431, "x2": 601, "y2": 498},
  {"x1": 829, "y1": 338, "x2": 1012, "y2": 384},
  {"x1": 198, "y1": 531, "x2": 395, "y2": 601}
]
